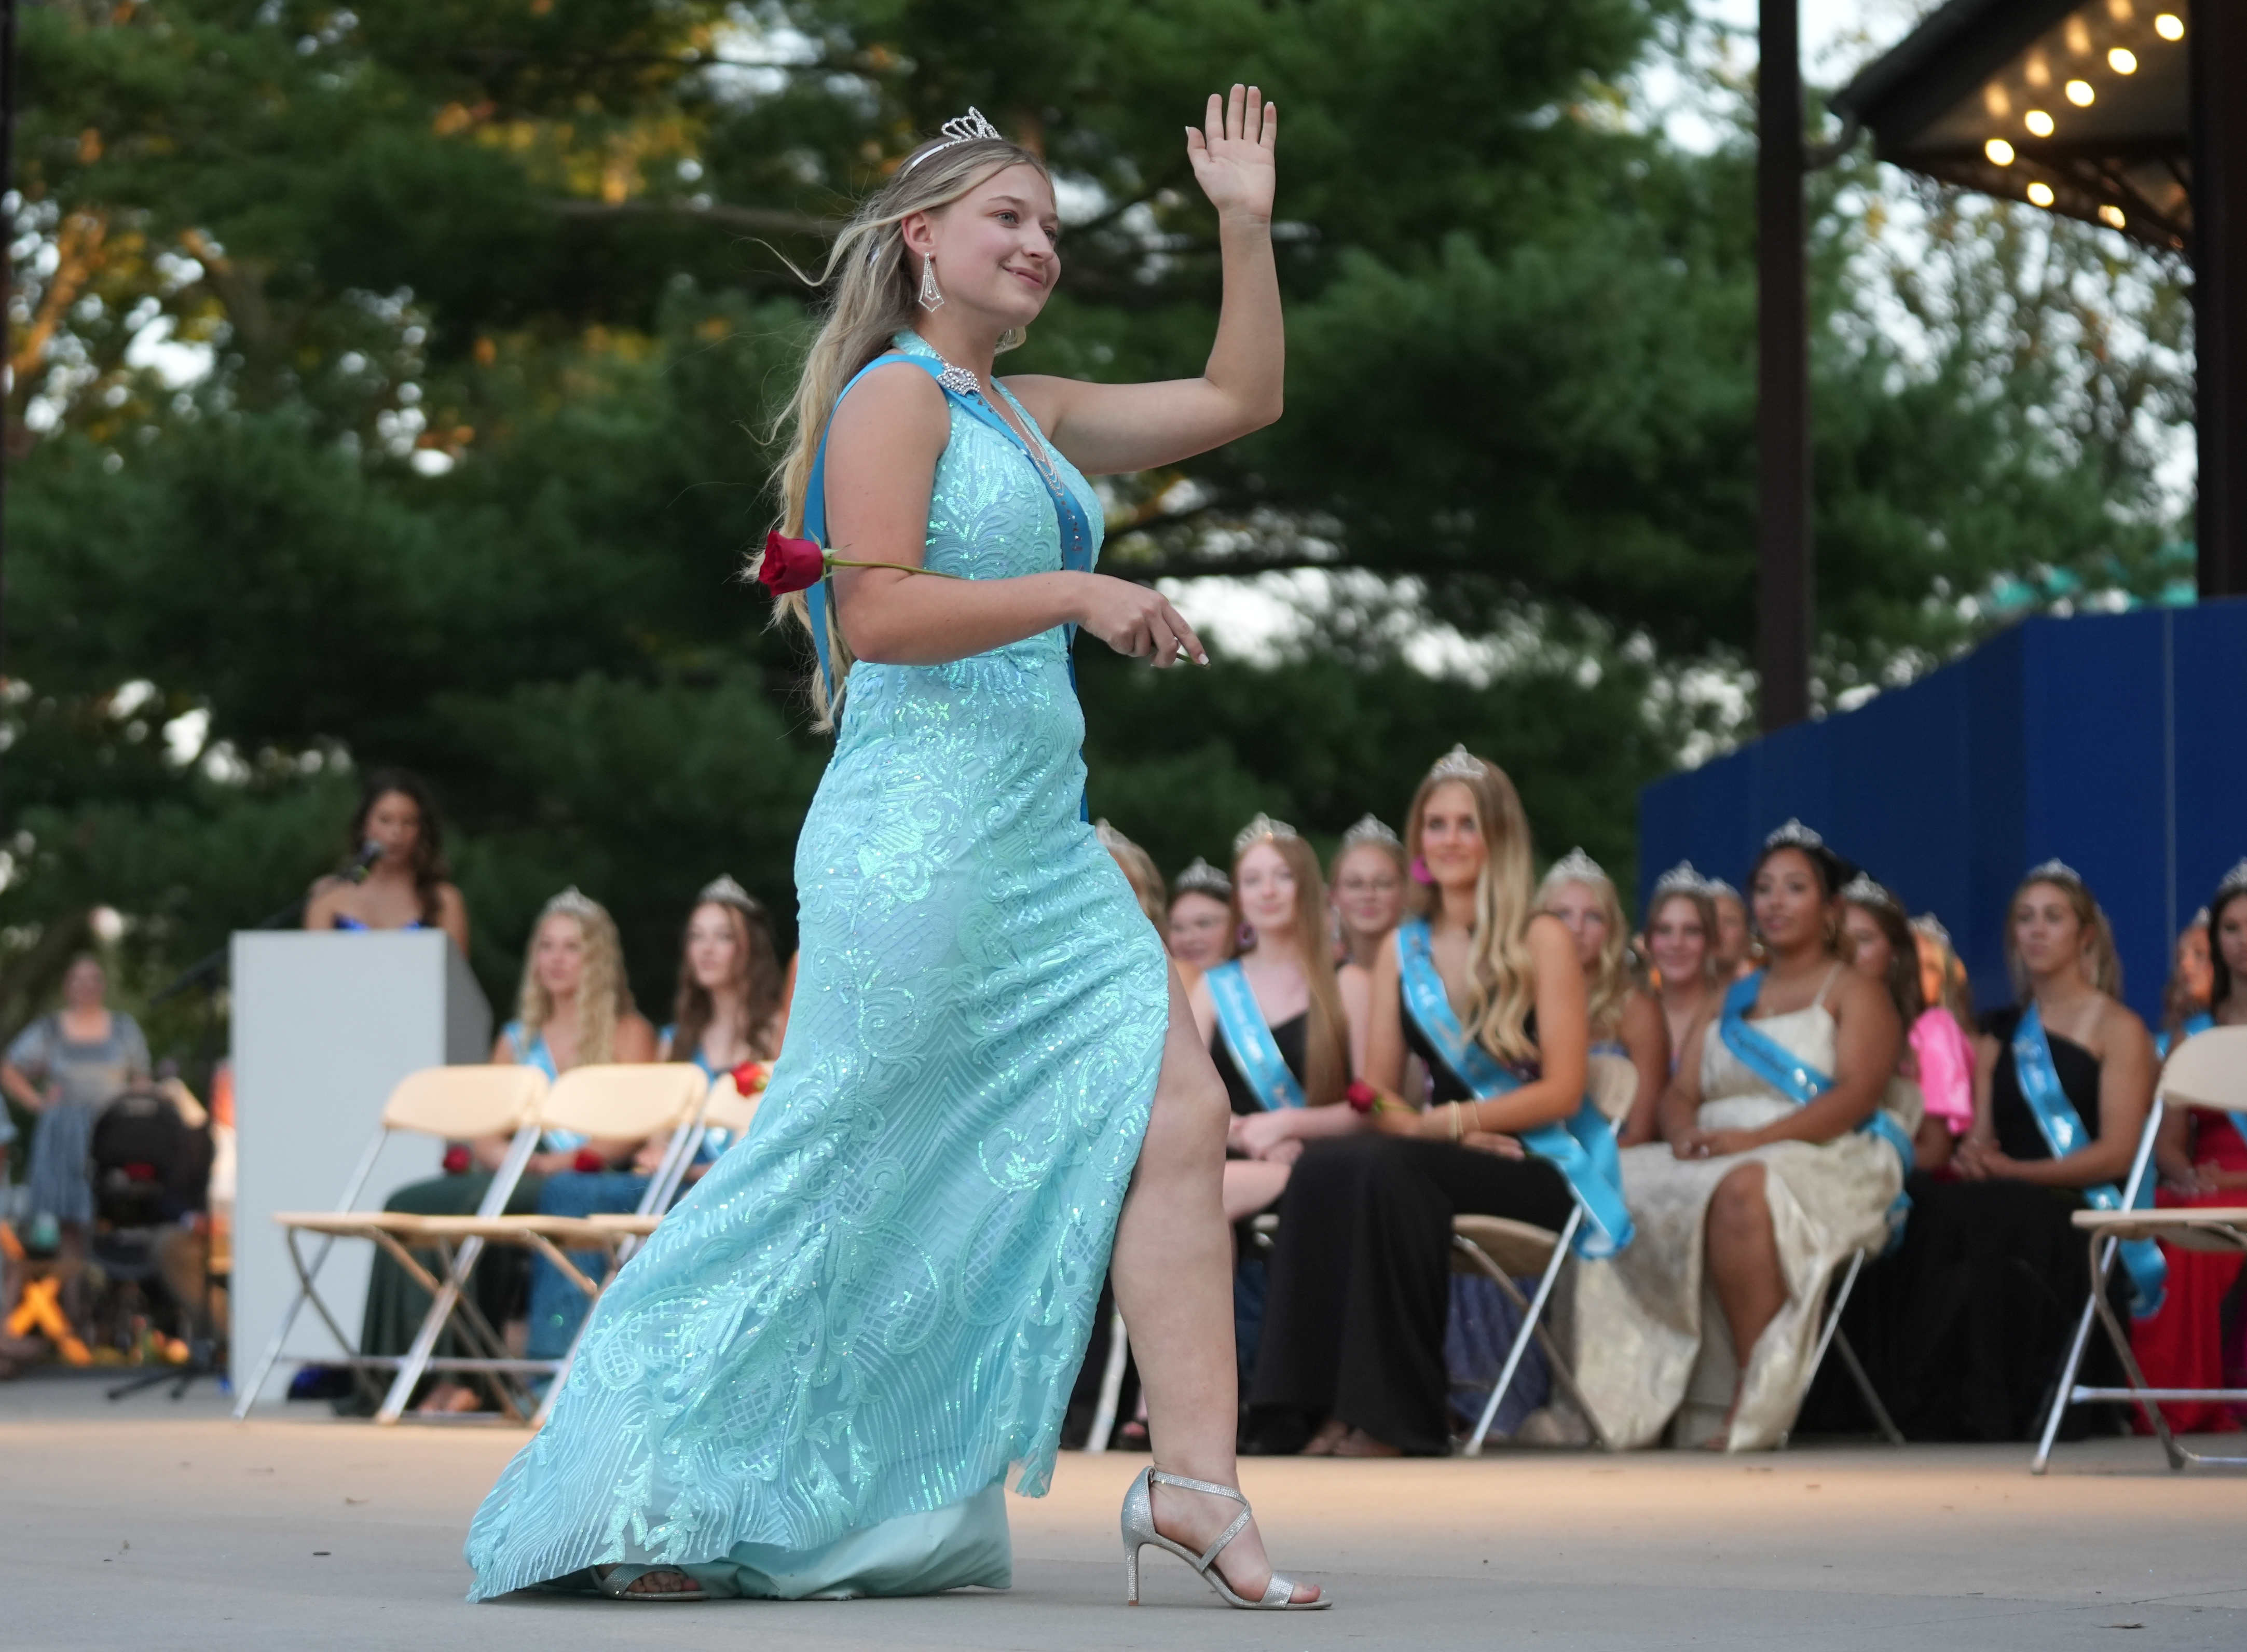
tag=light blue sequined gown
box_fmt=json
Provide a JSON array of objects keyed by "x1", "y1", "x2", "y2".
[{"x1": 464, "y1": 334, "x2": 1171, "y2": 1601}]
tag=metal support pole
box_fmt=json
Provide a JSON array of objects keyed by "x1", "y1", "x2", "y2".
[
  {"x1": 1757, "y1": 0, "x2": 1813, "y2": 731},
  {"x1": 2192, "y1": 0, "x2": 2247, "y2": 597}
]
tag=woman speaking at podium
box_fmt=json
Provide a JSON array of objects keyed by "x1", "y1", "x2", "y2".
[{"x1": 302, "y1": 770, "x2": 470, "y2": 955}]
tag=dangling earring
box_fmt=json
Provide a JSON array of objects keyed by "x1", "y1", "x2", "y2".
[{"x1": 918, "y1": 254, "x2": 944, "y2": 312}]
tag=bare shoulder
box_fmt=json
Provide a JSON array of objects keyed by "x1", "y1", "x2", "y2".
[
  {"x1": 1523, "y1": 911, "x2": 1575, "y2": 960},
  {"x1": 827, "y1": 359, "x2": 950, "y2": 448},
  {"x1": 2095, "y1": 994, "x2": 2155, "y2": 1062},
  {"x1": 1829, "y1": 966, "x2": 1894, "y2": 1021},
  {"x1": 1622, "y1": 989, "x2": 1665, "y2": 1037}
]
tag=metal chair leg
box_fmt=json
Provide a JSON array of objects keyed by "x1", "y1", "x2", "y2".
[
  {"x1": 1085, "y1": 1307, "x2": 1130, "y2": 1453},
  {"x1": 1463, "y1": 1205, "x2": 1583, "y2": 1456},
  {"x1": 2030, "y1": 1244, "x2": 2109, "y2": 1475}
]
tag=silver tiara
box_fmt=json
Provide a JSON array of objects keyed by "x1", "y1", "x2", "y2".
[
  {"x1": 1840, "y1": 873, "x2": 1897, "y2": 911},
  {"x1": 1173, "y1": 857, "x2": 1232, "y2": 900},
  {"x1": 899, "y1": 107, "x2": 1006, "y2": 173},
  {"x1": 542, "y1": 885, "x2": 604, "y2": 920},
  {"x1": 1764, "y1": 818, "x2": 1825, "y2": 851},
  {"x1": 1233, "y1": 813, "x2": 1299, "y2": 856},
  {"x1": 2025, "y1": 857, "x2": 2083, "y2": 886},
  {"x1": 697, "y1": 873, "x2": 762, "y2": 914},
  {"x1": 1429, "y1": 745, "x2": 1486, "y2": 782},
  {"x1": 1704, "y1": 877, "x2": 1741, "y2": 901},
  {"x1": 1341, "y1": 814, "x2": 1401, "y2": 852},
  {"x1": 1543, "y1": 847, "x2": 1609, "y2": 888},
  {"x1": 1651, "y1": 860, "x2": 1709, "y2": 898},
  {"x1": 2216, "y1": 859, "x2": 2247, "y2": 900},
  {"x1": 1911, "y1": 912, "x2": 1952, "y2": 947}
]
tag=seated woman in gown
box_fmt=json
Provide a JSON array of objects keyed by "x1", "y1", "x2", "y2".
[
  {"x1": 1634, "y1": 865, "x2": 1721, "y2": 1139},
  {"x1": 1249, "y1": 747, "x2": 1615, "y2": 1457},
  {"x1": 1538, "y1": 848, "x2": 1667, "y2": 1131},
  {"x1": 2155, "y1": 914, "x2": 2215, "y2": 1058},
  {"x1": 2132, "y1": 861, "x2": 2247, "y2": 1434},
  {"x1": 1707, "y1": 876, "x2": 1756, "y2": 982},
  {"x1": 1842, "y1": 877, "x2": 1970, "y2": 1172},
  {"x1": 355, "y1": 887, "x2": 657, "y2": 1415},
  {"x1": 1165, "y1": 857, "x2": 1237, "y2": 987},
  {"x1": 1568, "y1": 822, "x2": 1912, "y2": 1451},
  {"x1": 302, "y1": 769, "x2": 470, "y2": 954},
  {"x1": 1867, "y1": 863, "x2": 2159, "y2": 1441},
  {"x1": 1330, "y1": 816, "x2": 1408, "y2": 1075},
  {"x1": 1189, "y1": 816, "x2": 1357, "y2": 1222}
]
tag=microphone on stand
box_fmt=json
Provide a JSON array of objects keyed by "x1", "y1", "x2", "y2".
[{"x1": 347, "y1": 840, "x2": 385, "y2": 883}]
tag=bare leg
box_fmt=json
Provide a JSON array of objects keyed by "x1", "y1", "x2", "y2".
[
  {"x1": 1111, "y1": 967, "x2": 1319, "y2": 1604},
  {"x1": 1703, "y1": 1162, "x2": 1786, "y2": 1446}
]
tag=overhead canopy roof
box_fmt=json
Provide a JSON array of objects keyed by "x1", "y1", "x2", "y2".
[{"x1": 1833, "y1": 0, "x2": 2190, "y2": 251}]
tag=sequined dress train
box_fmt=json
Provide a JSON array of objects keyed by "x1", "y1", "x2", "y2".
[{"x1": 463, "y1": 333, "x2": 1171, "y2": 1600}]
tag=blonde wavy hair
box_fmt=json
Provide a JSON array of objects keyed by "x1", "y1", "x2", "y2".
[
  {"x1": 752, "y1": 131, "x2": 1050, "y2": 730},
  {"x1": 1405, "y1": 753, "x2": 1540, "y2": 1066},
  {"x1": 516, "y1": 893, "x2": 631, "y2": 1070},
  {"x1": 1231, "y1": 832, "x2": 1352, "y2": 1107},
  {"x1": 1537, "y1": 862, "x2": 1633, "y2": 1040},
  {"x1": 2005, "y1": 871, "x2": 2123, "y2": 1001}
]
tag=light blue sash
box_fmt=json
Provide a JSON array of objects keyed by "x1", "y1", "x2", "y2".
[
  {"x1": 801, "y1": 343, "x2": 1094, "y2": 819},
  {"x1": 2013, "y1": 1004, "x2": 2165, "y2": 1317},
  {"x1": 1393, "y1": 920, "x2": 1633, "y2": 1259},
  {"x1": 1205, "y1": 961, "x2": 1306, "y2": 1111},
  {"x1": 1717, "y1": 973, "x2": 1918, "y2": 1183},
  {"x1": 505, "y1": 1022, "x2": 581, "y2": 1152}
]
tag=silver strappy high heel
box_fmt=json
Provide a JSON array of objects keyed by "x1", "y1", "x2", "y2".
[{"x1": 1119, "y1": 1466, "x2": 1330, "y2": 1610}]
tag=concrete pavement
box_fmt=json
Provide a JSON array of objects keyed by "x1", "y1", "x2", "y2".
[{"x1": 5, "y1": 1370, "x2": 2242, "y2": 1650}]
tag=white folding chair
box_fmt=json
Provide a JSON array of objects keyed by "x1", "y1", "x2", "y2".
[
  {"x1": 234, "y1": 1064, "x2": 547, "y2": 1420},
  {"x1": 2033, "y1": 1024, "x2": 2247, "y2": 1473},
  {"x1": 379, "y1": 1062, "x2": 713, "y2": 1424}
]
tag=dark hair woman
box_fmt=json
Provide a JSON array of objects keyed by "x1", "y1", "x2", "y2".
[
  {"x1": 303, "y1": 769, "x2": 469, "y2": 955},
  {"x1": 1840, "y1": 876, "x2": 1969, "y2": 1173},
  {"x1": 1569, "y1": 821, "x2": 1911, "y2": 1451}
]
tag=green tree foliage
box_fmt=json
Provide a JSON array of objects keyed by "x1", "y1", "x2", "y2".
[{"x1": 1, "y1": 1, "x2": 2191, "y2": 1057}]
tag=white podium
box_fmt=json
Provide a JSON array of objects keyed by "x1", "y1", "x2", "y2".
[{"x1": 229, "y1": 929, "x2": 491, "y2": 1402}]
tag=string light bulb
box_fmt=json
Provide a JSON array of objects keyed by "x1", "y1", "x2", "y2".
[
  {"x1": 2025, "y1": 109, "x2": 2056, "y2": 137},
  {"x1": 2154, "y1": 14, "x2": 2184, "y2": 41},
  {"x1": 2107, "y1": 47, "x2": 2138, "y2": 74},
  {"x1": 1985, "y1": 137, "x2": 2017, "y2": 166},
  {"x1": 2065, "y1": 79, "x2": 2095, "y2": 106},
  {"x1": 2027, "y1": 181, "x2": 2056, "y2": 208},
  {"x1": 2099, "y1": 204, "x2": 2127, "y2": 229}
]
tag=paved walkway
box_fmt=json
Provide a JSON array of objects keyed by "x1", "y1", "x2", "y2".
[{"x1": 5, "y1": 1371, "x2": 2241, "y2": 1650}]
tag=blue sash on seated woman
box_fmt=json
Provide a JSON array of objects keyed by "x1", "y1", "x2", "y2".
[
  {"x1": 1205, "y1": 960, "x2": 1307, "y2": 1111},
  {"x1": 1394, "y1": 920, "x2": 1632, "y2": 1259},
  {"x1": 2011, "y1": 1004, "x2": 2166, "y2": 1316}
]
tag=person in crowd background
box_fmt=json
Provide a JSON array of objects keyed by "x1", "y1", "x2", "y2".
[
  {"x1": 2133, "y1": 861, "x2": 2247, "y2": 1433},
  {"x1": 1858, "y1": 863, "x2": 2157, "y2": 1441},
  {"x1": 1250, "y1": 748, "x2": 1593, "y2": 1457},
  {"x1": 1569, "y1": 822, "x2": 1910, "y2": 1451},
  {"x1": 1705, "y1": 877, "x2": 1756, "y2": 981},
  {"x1": 351, "y1": 888, "x2": 655, "y2": 1416},
  {"x1": 1843, "y1": 877, "x2": 1968, "y2": 1170},
  {"x1": 2156, "y1": 913, "x2": 2215, "y2": 1057},
  {"x1": 1098, "y1": 821, "x2": 1170, "y2": 933},
  {"x1": 302, "y1": 769, "x2": 470, "y2": 955},
  {"x1": 2, "y1": 954, "x2": 152, "y2": 1312},
  {"x1": 1330, "y1": 816, "x2": 1408, "y2": 1073},
  {"x1": 1190, "y1": 816, "x2": 1358, "y2": 1223},
  {"x1": 1539, "y1": 848, "x2": 1667, "y2": 1133},
  {"x1": 1640, "y1": 863, "x2": 1722, "y2": 1103},
  {"x1": 1912, "y1": 914, "x2": 1976, "y2": 1045},
  {"x1": 1166, "y1": 857, "x2": 1237, "y2": 982}
]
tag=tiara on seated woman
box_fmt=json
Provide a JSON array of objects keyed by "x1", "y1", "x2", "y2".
[
  {"x1": 1543, "y1": 847, "x2": 1610, "y2": 888},
  {"x1": 1174, "y1": 857, "x2": 1232, "y2": 899},
  {"x1": 1428, "y1": 745, "x2": 1486, "y2": 781},
  {"x1": 2025, "y1": 857, "x2": 2084, "y2": 886},
  {"x1": 542, "y1": 885, "x2": 604, "y2": 920},
  {"x1": 1340, "y1": 814, "x2": 1401, "y2": 852},
  {"x1": 1764, "y1": 818, "x2": 1824, "y2": 851},
  {"x1": 697, "y1": 873, "x2": 763, "y2": 914},
  {"x1": 900, "y1": 107, "x2": 1006, "y2": 173},
  {"x1": 1910, "y1": 912, "x2": 1952, "y2": 947},
  {"x1": 1650, "y1": 860, "x2": 1709, "y2": 898},
  {"x1": 2215, "y1": 858, "x2": 2247, "y2": 900},
  {"x1": 1840, "y1": 873, "x2": 1897, "y2": 911},
  {"x1": 1233, "y1": 814, "x2": 1299, "y2": 856}
]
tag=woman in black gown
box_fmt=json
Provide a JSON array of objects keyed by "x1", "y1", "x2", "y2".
[
  {"x1": 1854, "y1": 862, "x2": 2157, "y2": 1440},
  {"x1": 1248, "y1": 748, "x2": 1588, "y2": 1456}
]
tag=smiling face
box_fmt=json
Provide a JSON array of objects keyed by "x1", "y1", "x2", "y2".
[
  {"x1": 1236, "y1": 841, "x2": 1299, "y2": 944},
  {"x1": 686, "y1": 902, "x2": 744, "y2": 993},
  {"x1": 1417, "y1": 781, "x2": 1487, "y2": 899},
  {"x1": 1543, "y1": 879, "x2": 1609, "y2": 971},
  {"x1": 1331, "y1": 844, "x2": 1404, "y2": 943},
  {"x1": 2174, "y1": 924, "x2": 2213, "y2": 1004},
  {"x1": 532, "y1": 912, "x2": 588, "y2": 1001},
  {"x1": 1648, "y1": 893, "x2": 1709, "y2": 986},
  {"x1": 2010, "y1": 879, "x2": 2089, "y2": 984},
  {"x1": 901, "y1": 162, "x2": 1061, "y2": 333},
  {"x1": 1750, "y1": 848, "x2": 1831, "y2": 956},
  {"x1": 1167, "y1": 891, "x2": 1233, "y2": 969},
  {"x1": 363, "y1": 789, "x2": 423, "y2": 865},
  {"x1": 62, "y1": 956, "x2": 106, "y2": 1010},
  {"x1": 1842, "y1": 903, "x2": 1892, "y2": 985}
]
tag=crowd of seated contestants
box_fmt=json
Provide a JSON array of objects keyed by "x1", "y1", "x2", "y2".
[{"x1": 322, "y1": 762, "x2": 2247, "y2": 1447}]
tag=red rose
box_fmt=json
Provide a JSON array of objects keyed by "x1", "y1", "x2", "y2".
[
  {"x1": 730, "y1": 1059, "x2": 771, "y2": 1095},
  {"x1": 757, "y1": 531, "x2": 827, "y2": 596},
  {"x1": 1345, "y1": 1080, "x2": 1379, "y2": 1114},
  {"x1": 572, "y1": 1148, "x2": 607, "y2": 1173}
]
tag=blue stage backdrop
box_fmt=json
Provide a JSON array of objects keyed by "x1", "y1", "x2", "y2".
[{"x1": 1637, "y1": 601, "x2": 2247, "y2": 1027}]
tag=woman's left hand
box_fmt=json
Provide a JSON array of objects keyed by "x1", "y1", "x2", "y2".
[
  {"x1": 1187, "y1": 85, "x2": 1278, "y2": 224},
  {"x1": 1231, "y1": 1108, "x2": 1296, "y2": 1160},
  {"x1": 1462, "y1": 1131, "x2": 1524, "y2": 1160}
]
